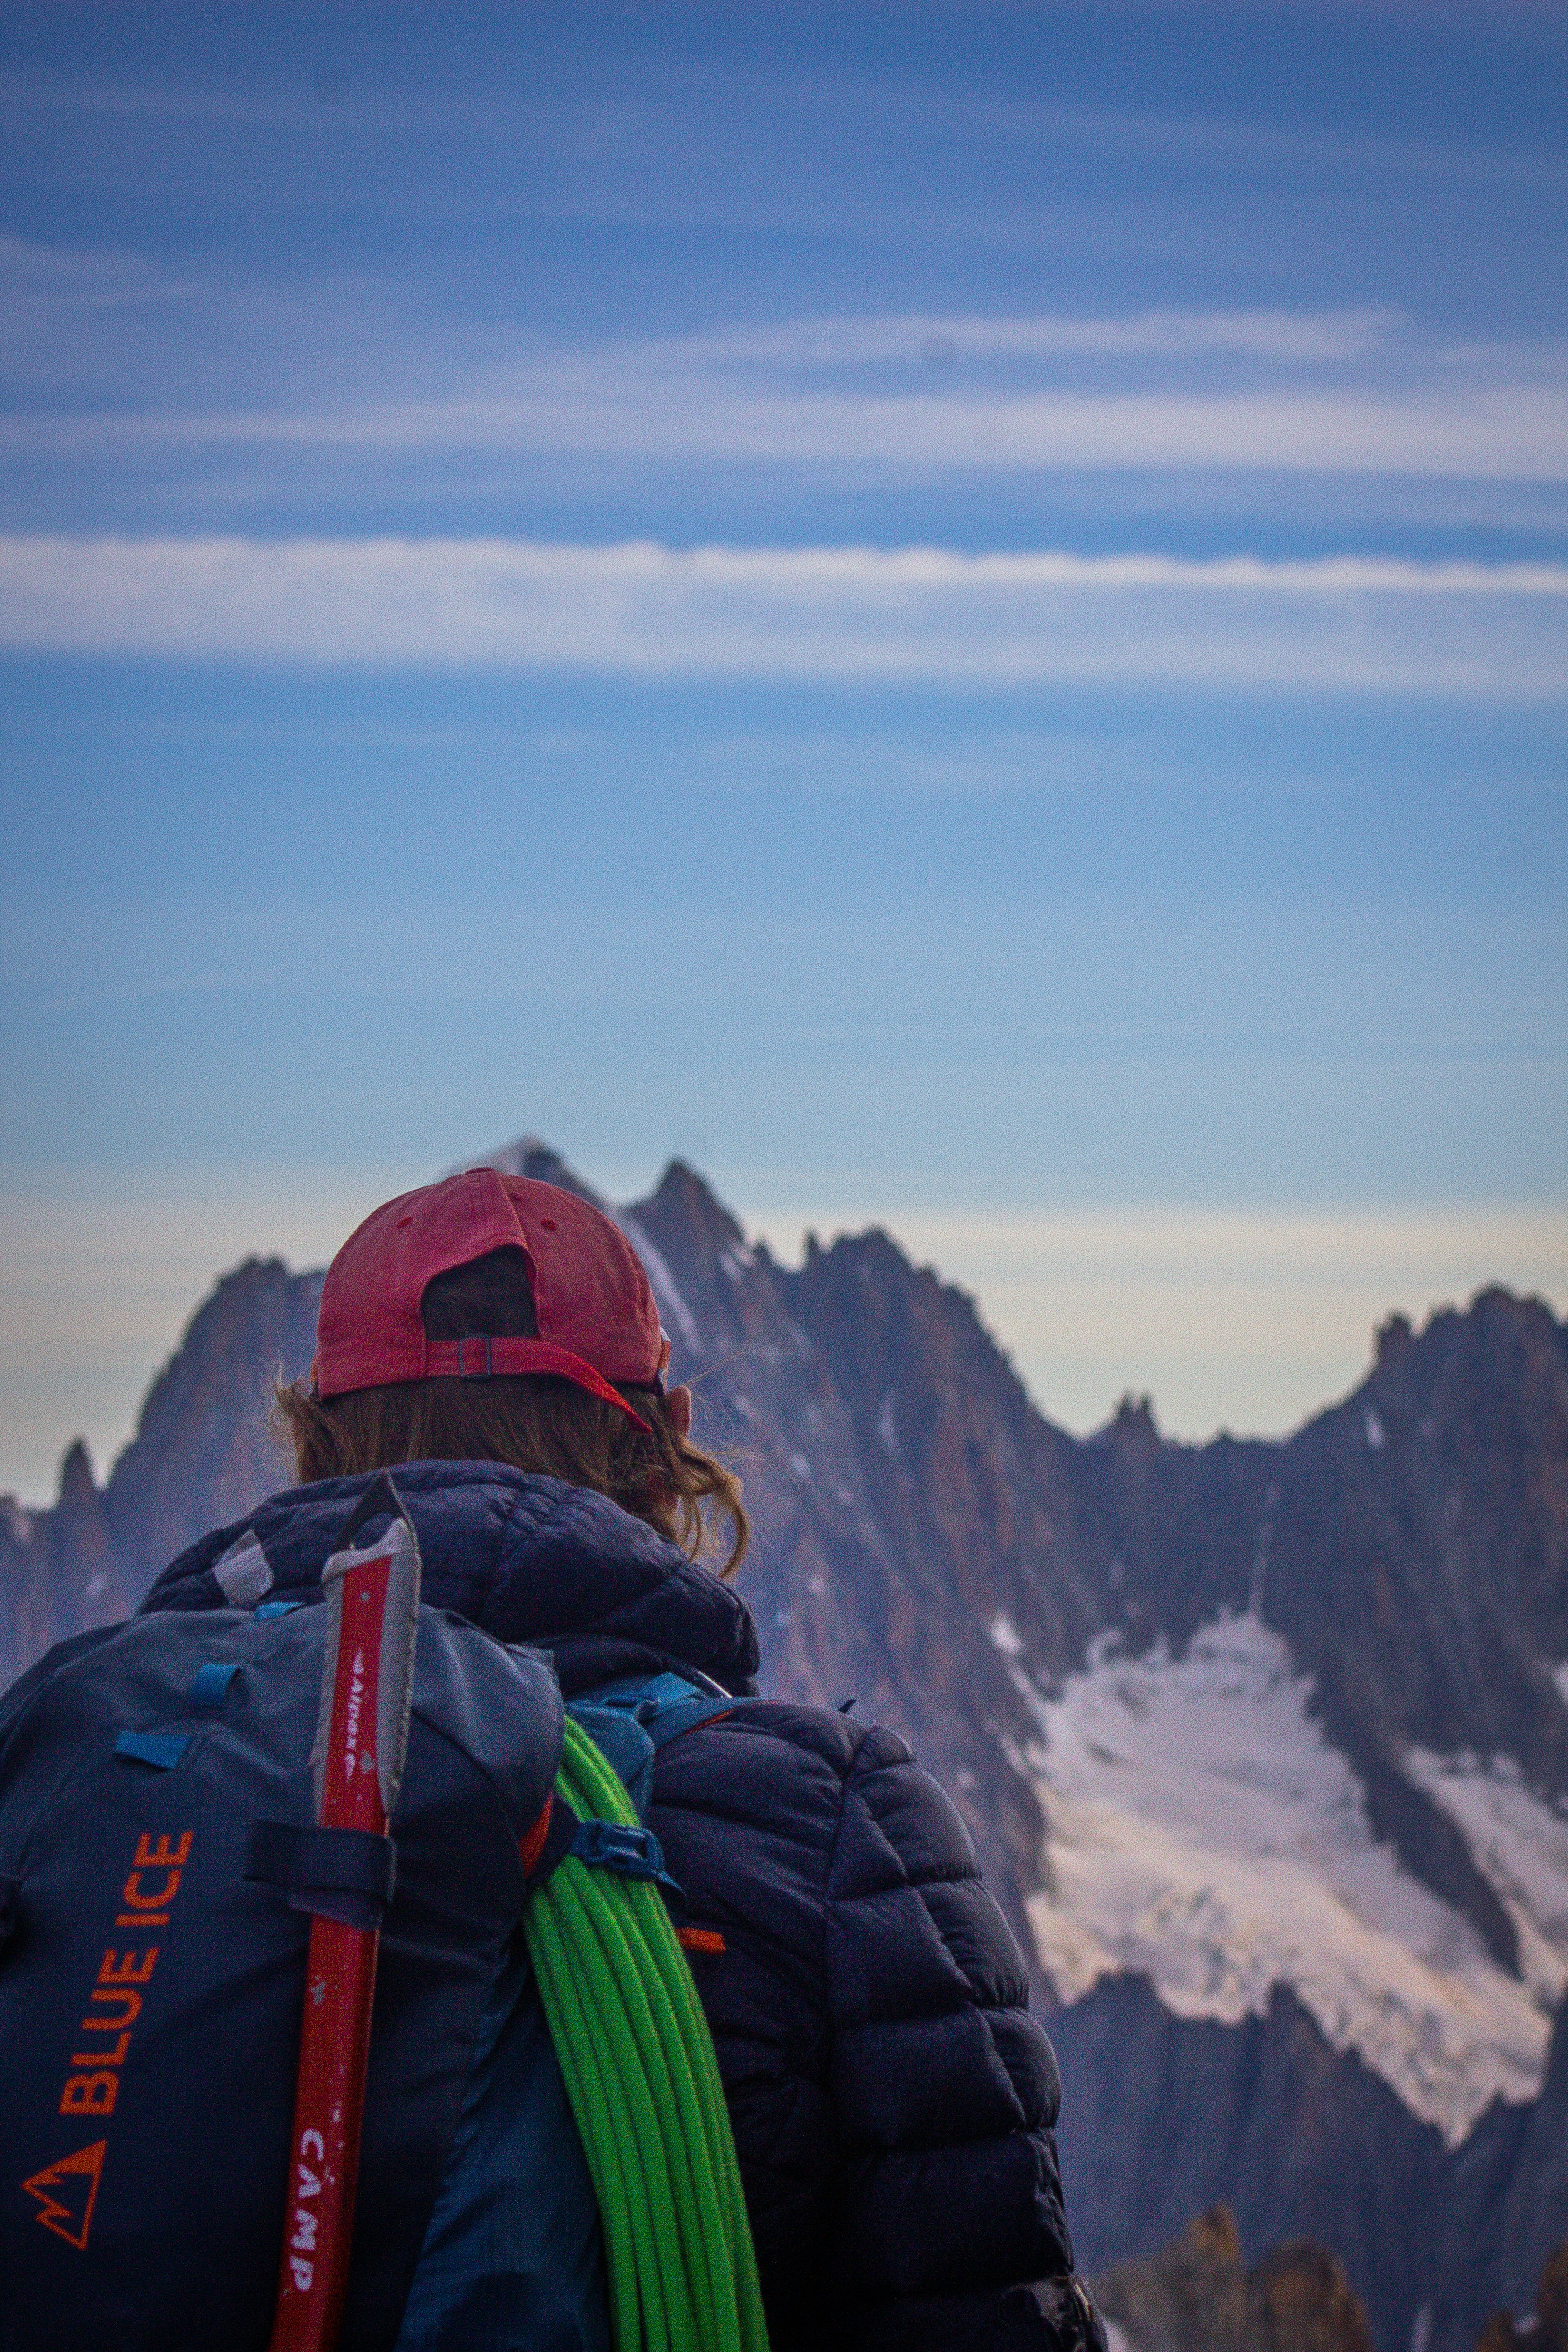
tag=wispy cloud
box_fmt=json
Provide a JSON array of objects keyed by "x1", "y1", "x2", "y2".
[
  {"x1": 629, "y1": 309, "x2": 1415, "y2": 369},
  {"x1": 5, "y1": 285, "x2": 1561, "y2": 487},
  {"x1": 2, "y1": 534, "x2": 1563, "y2": 694},
  {"x1": 10, "y1": 55, "x2": 1563, "y2": 205},
  {"x1": 0, "y1": 234, "x2": 195, "y2": 303},
  {"x1": 14, "y1": 382, "x2": 1558, "y2": 483}
]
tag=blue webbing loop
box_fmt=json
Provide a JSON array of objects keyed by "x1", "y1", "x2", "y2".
[
  {"x1": 189, "y1": 1661, "x2": 240, "y2": 1711},
  {"x1": 115, "y1": 1729, "x2": 191, "y2": 1769}
]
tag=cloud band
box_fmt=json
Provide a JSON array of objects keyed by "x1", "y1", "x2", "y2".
[{"x1": 1, "y1": 534, "x2": 1563, "y2": 695}]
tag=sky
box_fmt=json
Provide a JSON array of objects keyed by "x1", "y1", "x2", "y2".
[{"x1": 1, "y1": 2, "x2": 1565, "y2": 1502}]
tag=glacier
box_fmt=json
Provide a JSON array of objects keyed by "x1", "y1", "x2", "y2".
[{"x1": 1014, "y1": 1610, "x2": 1568, "y2": 2142}]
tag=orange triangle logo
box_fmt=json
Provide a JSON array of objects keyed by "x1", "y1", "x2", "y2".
[{"x1": 22, "y1": 2140, "x2": 107, "y2": 2250}]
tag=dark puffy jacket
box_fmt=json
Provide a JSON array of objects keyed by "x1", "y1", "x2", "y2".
[{"x1": 144, "y1": 1461, "x2": 1103, "y2": 2352}]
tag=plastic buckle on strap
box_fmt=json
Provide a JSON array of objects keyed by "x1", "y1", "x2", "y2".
[
  {"x1": 456, "y1": 1334, "x2": 493, "y2": 1378},
  {"x1": 570, "y1": 1817, "x2": 683, "y2": 1899}
]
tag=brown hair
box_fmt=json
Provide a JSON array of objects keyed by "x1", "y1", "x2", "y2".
[{"x1": 274, "y1": 1248, "x2": 748, "y2": 1577}]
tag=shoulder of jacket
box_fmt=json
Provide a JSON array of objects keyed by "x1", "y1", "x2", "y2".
[
  {"x1": 648, "y1": 1700, "x2": 913, "y2": 1850},
  {"x1": 677, "y1": 1695, "x2": 913, "y2": 1777},
  {"x1": 652, "y1": 1700, "x2": 944, "y2": 1878}
]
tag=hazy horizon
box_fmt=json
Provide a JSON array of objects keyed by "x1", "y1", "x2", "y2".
[{"x1": 3, "y1": 1137, "x2": 1561, "y2": 1508}]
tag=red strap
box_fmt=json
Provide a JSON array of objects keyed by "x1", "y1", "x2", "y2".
[
  {"x1": 518, "y1": 1794, "x2": 554, "y2": 1880},
  {"x1": 421, "y1": 1339, "x2": 651, "y2": 1435}
]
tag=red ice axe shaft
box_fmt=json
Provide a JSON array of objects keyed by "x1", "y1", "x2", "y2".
[{"x1": 269, "y1": 1476, "x2": 420, "y2": 2352}]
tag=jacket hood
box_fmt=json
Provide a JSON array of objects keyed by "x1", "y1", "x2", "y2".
[{"x1": 139, "y1": 1460, "x2": 761, "y2": 1698}]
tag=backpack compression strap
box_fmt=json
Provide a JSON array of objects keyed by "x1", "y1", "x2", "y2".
[{"x1": 525, "y1": 1717, "x2": 769, "y2": 2352}]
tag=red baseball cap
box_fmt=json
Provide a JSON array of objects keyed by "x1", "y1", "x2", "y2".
[{"x1": 313, "y1": 1170, "x2": 663, "y2": 1434}]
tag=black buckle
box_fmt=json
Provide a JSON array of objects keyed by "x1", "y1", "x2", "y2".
[{"x1": 456, "y1": 1335, "x2": 493, "y2": 1378}]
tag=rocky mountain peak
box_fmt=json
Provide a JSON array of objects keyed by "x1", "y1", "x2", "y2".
[
  {"x1": 457, "y1": 1135, "x2": 608, "y2": 1205},
  {"x1": 1272, "y1": 1288, "x2": 1568, "y2": 1801},
  {"x1": 56, "y1": 1436, "x2": 99, "y2": 1517},
  {"x1": 1100, "y1": 1391, "x2": 1167, "y2": 1466},
  {"x1": 1375, "y1": 1312, "x2": 1415, "y2": 1372},
  {"x1": 627, "y1": 1160, "x2": 750, "y2": 1305},
  {"x1": 49, "y1": 1437, "x2": 134, "y2": 1632},
  {"x1": 101, "y1": 1254, "x2": 322, "y2": 1581}
]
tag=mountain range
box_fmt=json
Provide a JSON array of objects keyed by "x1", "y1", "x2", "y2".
[{"x1": 3, "y1": 1141, "x2": 1565, "y2": 2350}]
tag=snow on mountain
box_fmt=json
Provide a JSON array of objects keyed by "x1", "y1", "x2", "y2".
[
  {"x1": 1404, "y1": 1748, "x2": 1568, "y2": 2020},
  {"x1": 1012, "y1": 1608, "x2": 1568, "y2": 2141}
]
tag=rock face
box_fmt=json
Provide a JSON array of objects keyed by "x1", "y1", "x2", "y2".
[
  {"x1": 1093, "y1": 2203, "x2": 1376, "y2": 2352},
  {"x1": 0, "y1": 1441, "x2": 139, "y2": 1670},
  {"x1": 0, "y1": 1257, "x2": 320, "y2": 1682},
  {"x1": 101, "y1": 1255, "x2": 322, "y2": 1579},
  {"x1": 1050, "y1": 1978, "x2": 1446, "y2": 2339},
  {"x1": 1257, "y1": 1294, "x2": 1568, "y2": 1967},
  {"x1": 3, "y1": 1142, "x2": 1565, "y2": 2351},
  {"x1": 1442, "y1": 2002, "x2": 1568, "y2": 2347},
  {"x1": 1096, "y1": 2204, "x2": 1252, "y2": 2352},
  {"x1": 1475, "y1": 2241, "x2": 1568, "y2": 2352}
]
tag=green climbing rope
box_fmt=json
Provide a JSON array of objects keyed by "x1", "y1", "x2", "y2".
[{"x1": 524, "y1": 1716, "x2": 770, "y2": 2352}]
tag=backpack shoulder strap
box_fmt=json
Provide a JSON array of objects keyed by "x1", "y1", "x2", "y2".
[{"x1": 577, "y1": 1670, "x2": 750, "y2": 1754}]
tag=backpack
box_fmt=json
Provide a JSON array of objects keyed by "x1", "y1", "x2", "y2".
[{"x1": 0, "y1": 1478, "x2": 764, "y2": 2352}]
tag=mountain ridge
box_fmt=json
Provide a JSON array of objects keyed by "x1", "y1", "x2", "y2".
[{"x1": 3, "y1": 1143, "x2": 1564, "y2": 2349}]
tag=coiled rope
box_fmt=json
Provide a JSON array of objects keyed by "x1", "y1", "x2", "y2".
[{"x1": 524, "y1": 1717, "x2": 770, "y2": 2352}]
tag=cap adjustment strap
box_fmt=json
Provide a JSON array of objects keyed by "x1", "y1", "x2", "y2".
[{"x1": 421, "y1": 1336, "x2": 652, "y2": 1436}]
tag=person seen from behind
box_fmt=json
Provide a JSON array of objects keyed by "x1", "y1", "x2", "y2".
[{"x1": 149, "y1": 1168, "x2": 1107, "y2": 2350}]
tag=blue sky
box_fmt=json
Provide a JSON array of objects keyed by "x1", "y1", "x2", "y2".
[{"x1": 1, "y1": 2, "x2": 1564, "y2": 1499}]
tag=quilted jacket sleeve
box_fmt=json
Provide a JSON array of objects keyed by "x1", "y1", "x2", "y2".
[
  {"x1": 647, "y1": 1700, "x2": 1103, "y2": 2352},
  {"x1": 823, "y1": 1723, "x2": 1104, "y2": 2351}
]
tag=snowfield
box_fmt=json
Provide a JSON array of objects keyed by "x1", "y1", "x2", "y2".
[{"x1": 1009, "y1": 1610, "x2": 1568, "y2": 2141}]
